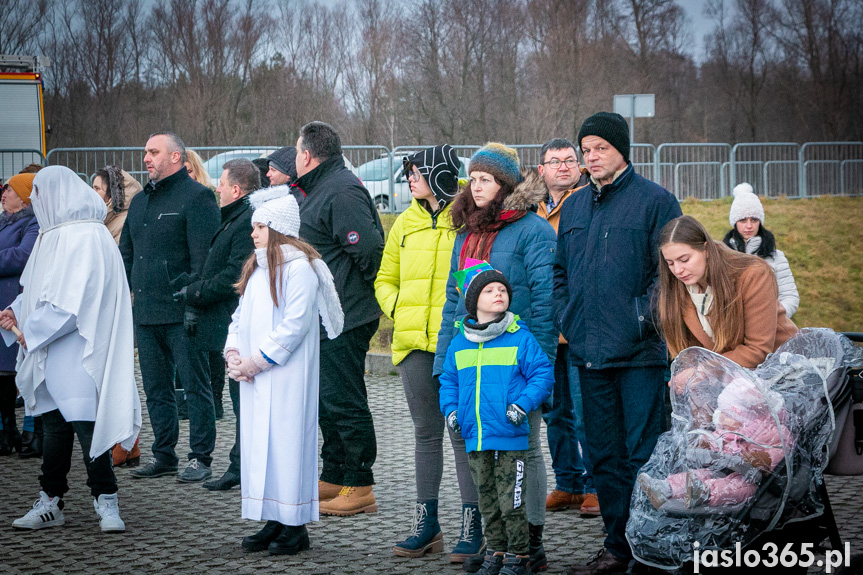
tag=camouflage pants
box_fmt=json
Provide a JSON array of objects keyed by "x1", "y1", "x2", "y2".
[{"x1": 467, "y1": 449, "x2": 529, "y2": 554}]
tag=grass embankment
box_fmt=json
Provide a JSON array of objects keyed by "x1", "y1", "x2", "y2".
[{"x1": 369, "y1": 196, "x2": 863, "y2": 354}]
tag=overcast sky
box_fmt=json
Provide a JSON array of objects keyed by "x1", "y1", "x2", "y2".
[{"x1": 680, "y1": 0, "x2": 713, "y2": 62}]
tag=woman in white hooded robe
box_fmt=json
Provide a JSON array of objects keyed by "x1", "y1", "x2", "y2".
[
  {"x1": 225, "y1": 186, "x2": 343, "y2": 556},
  {"x1": 0, "y1": 166, "x2": 140, "y2": 534}
]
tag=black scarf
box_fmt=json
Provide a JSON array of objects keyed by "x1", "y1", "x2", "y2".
[{"x1": 722, "y1": 226, "x2": 776, "y2": 259}]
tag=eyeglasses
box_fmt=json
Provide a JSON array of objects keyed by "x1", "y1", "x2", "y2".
[
  {"x1": 402, "y1": 159, "x2": 423, "y2": 182},
  {"x1": 541, "y1": 158, "x2": 578, "y2": 170}
]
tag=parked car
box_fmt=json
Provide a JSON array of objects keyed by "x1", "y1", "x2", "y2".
[
  {"x1": 203, "y1": 149, "x2": 276, "y2": 183},
  {"x1": 357, "y1": 154, "x2": 470, "y2": 212},
  {"x1": 203, "y1": 148, "x2": 358, "y2": 184}
]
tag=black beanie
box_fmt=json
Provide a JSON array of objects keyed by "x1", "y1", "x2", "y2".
[
  {"x1": 464, "y1": 270, "x2": 513, "y2": 317},
  {"x1": 403, "y1": 144, "x2": 461, "y2": 210},
  {"x1": 577, "y1": 112, "x2": 630, "y2": 163},
  {"x1": 267, "y1": 146, "x2": 298, "y2": 182}
]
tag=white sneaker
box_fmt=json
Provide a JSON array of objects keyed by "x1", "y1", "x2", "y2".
[
  {"x1": 12, "y1": 491, "x2": 65, "y2": 530},
  {"x1": 94, "y1": 493, "x2": 125, "y2": 533}
]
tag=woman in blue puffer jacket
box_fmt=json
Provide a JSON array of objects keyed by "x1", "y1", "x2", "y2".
[
  {"x1": 0, "y1": 174, "x2": 39, "y2": 455},
  {"x1": 434, "y1": 142, "x2": 557, "y2": 571}
]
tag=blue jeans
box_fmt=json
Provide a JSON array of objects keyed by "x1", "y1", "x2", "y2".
[
  {"x1": 579, "y1": 365, "x2": 666, "y2": 561},
  {"x1": 542, "y1": 344, "x2": 594, "y2": 494}
]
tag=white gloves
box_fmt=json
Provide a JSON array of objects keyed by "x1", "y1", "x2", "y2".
[{"x1": 227, "y1": 350, "x2": 274, "y2": 382}]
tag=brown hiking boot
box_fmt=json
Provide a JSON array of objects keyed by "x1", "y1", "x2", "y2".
[
  {"x1": 112, "y1": 438, "x2": 141, "y2": 468},
  {"x1": 112, "y1": 444, "x2": 128, "y2": 467},
  {"x1": 319, "y1": 480, "x2": 344, "y2": 502},
  {"x1": 319, "y1": 485, "x2": 378, "y2": 516},
  {"x1": 126, "y1": 440, "x2": 140, "y2": 467},
  {"x1": 546, "y1": 489, "x2": 585, "y2": 511},
  {"x1": 579, "y1": 493, "x2": 601, "y2": 516}
]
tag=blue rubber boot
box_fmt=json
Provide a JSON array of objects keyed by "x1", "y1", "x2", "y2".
[
  {"x1": 392, "y1": 500, "x2": 443, "y2": 558},
  {"x1": 451, "y1": 503, "x2": 486, "y2": 566}
]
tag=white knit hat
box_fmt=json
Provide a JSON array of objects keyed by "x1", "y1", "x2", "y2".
[
  {"x1": 249, "y1": 185, "x2": 301, "y2": 238},
  {"x1": 728, "y1": 182, "x2": 765, "y2": 227}
]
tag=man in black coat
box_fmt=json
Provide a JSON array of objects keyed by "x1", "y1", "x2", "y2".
[
  {"x1": 172, "y1": 158, "x2": 259, "y2": 491},
  {"x1": 294, "y1": 121, "x2": 385, "y2": 516},
  {"x1": 120, "y1": 132, "x2": 221, "y2": 483}
]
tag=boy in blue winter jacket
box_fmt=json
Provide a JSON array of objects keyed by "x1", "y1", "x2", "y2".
[{"x1": 439, "y1": 263, "x2": 554, "y2": 575}]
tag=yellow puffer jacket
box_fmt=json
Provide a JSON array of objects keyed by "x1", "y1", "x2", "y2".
[{"x1": 375, "y1": 199, "x2": 456, "y2": 365}]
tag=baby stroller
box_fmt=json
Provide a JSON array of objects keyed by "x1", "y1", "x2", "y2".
[{"x1": 625, "y1": 328, "x2": 863, "y2": 571}]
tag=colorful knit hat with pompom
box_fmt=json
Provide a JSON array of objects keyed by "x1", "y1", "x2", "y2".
[{"x1": 468, "y1": 142, "x2": 523, "y2": 188}]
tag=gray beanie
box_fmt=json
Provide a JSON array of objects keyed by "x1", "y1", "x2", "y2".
[{"x1": 267, "y1": 147, "x2": 298, "y2": 182}]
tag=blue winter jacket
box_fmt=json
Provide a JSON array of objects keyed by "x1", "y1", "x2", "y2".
[
  {"x1": 0, "y1": 207, "x2": 39, "y2": 371},
  {"x1": 439, "y1": 316, "x2": 554, "y2": 452},
  {"x1": 552, "y1": 163, "x2": 682, "y2": 369},
  {"x1": 434, "y1": 211, "x2": 557, "y2": 376}
]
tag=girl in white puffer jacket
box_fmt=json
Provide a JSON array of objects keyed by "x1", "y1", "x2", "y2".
[{"x1": 722, "y1": 183, "x2": 800, "y2": 318}]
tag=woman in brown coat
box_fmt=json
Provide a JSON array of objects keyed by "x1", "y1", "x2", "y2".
[
  {"x1": 92, "y1": 165, "x2": 143, "y2": 466},
  {"x1": 92, "y1": 166, "x2": 142, "y2": 245},
  {"x1": 657, "y1": 215, "x2": 798, "y2": 369}
]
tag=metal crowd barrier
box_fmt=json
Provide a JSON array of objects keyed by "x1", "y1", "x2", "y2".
[
  {"x1": 0, "y1": 149, "x2": 46, "y2": 182},
  {"x1": 1, "y1": 141, "x2": 857, "y2": 211}
]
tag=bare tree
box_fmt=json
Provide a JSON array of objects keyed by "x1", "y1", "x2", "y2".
[
  {"x1": 704, "y1": 0, "x2": 772, "y2": 140},
  {"x1": 343, "y1": 0, "x2": 399, "y2": 145},
  {"x1": 150, "y1": 0, "x2": 266, "y2": 144},
  {"x1": 0, "y1": 0, "x2": 51, "y2": 58},
  {"x1": 773, "y1": 0, "x2": 861, "y2": 139}
]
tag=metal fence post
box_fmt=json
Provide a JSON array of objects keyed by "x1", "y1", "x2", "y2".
[{"x1": 799, "y1": 144, "x2": 808, "y2": 198}]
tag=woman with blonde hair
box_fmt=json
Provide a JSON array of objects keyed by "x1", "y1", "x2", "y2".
[
  {"x1": 657, "y1": 215, "x2": 798, "y2": 369},
  {"x1": 184, "y1": 150, "x2": 212, "y2": 188}
]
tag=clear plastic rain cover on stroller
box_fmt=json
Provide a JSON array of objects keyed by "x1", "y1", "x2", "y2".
[{"x1": 626, "y1": 328, "x2": 863, "y2": 570}]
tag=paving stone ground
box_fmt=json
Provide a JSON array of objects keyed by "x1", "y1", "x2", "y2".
[{"x1": 1, "y1": 361, "x2": 862, "y2": 574}]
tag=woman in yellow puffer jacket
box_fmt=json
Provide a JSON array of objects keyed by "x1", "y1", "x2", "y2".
[{"x1": 375, "y1": 145, "x2": 484, "y2": 563}]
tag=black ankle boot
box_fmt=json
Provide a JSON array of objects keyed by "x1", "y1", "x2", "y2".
[
  {"x1": 242, "y1": 520, "x2": 283, "y2": 552},
  {"x1": 1, "y1": 416, "x2": 22, "y2": 456},
  {"x1": 20, "y1": 430, "x2": 35, "y2": 449},
  {"x1": 19, "y1": 417, "x2": 42, "y2": 459},
  {"x1": 268, "y1": 524, "x2": 310, "y2": 555},
  {"x1": 528, "y1": 523, "x2": 547, "y2": 573}
]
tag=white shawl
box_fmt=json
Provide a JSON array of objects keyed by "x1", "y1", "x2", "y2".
[
  {"x1": 255, "y1": 245, "x2": 344, "y2": 339},
  {"x1": 16, "y1": 166, "x2": 141, "y2": 458}
]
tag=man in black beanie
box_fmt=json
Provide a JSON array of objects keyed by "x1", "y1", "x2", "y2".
[{"x1": 554, "y1": 112, "x2": 682, "y2": 574}]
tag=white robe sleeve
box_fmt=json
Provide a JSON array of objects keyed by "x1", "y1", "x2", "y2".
[
  {"x1": 225, "y1": 295, "x2": 244, "y2": 351},
  {"x1": 22, "y1": 303, "x2": 78, "y2": 354},
  {"x1": 1, "y1": 294, "x2": 24, "y2": 347},
  {"x1": 258, "y1": 263, "x2": 318, "y2": 366}
]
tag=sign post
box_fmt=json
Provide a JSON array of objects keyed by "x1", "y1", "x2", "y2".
[{"x1": 613, "y1": 94, "x2": 655, "y2": 144}]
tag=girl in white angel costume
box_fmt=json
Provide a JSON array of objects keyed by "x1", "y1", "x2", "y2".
[{"x1": 225, "y1": 186, "x2": 343, "y2": 555}]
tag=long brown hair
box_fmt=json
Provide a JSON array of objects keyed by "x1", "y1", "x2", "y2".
[
  {"x1": 234, "y1": 228, "x2": 321, "y2": 306},
  {"x1": 657, "y1": 215, "x2": 768, "y2": 357},
  {"x1": 449, "y1": 177, "x2": 514, "y2": 233}
]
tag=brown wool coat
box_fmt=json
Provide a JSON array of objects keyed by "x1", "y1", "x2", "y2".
[
  {"x1": 681, "y1": 260, "x2": 799, "y2": 368},
  {"x1": 104, "y1": 171, "x2": 142, "y2": 245}
]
